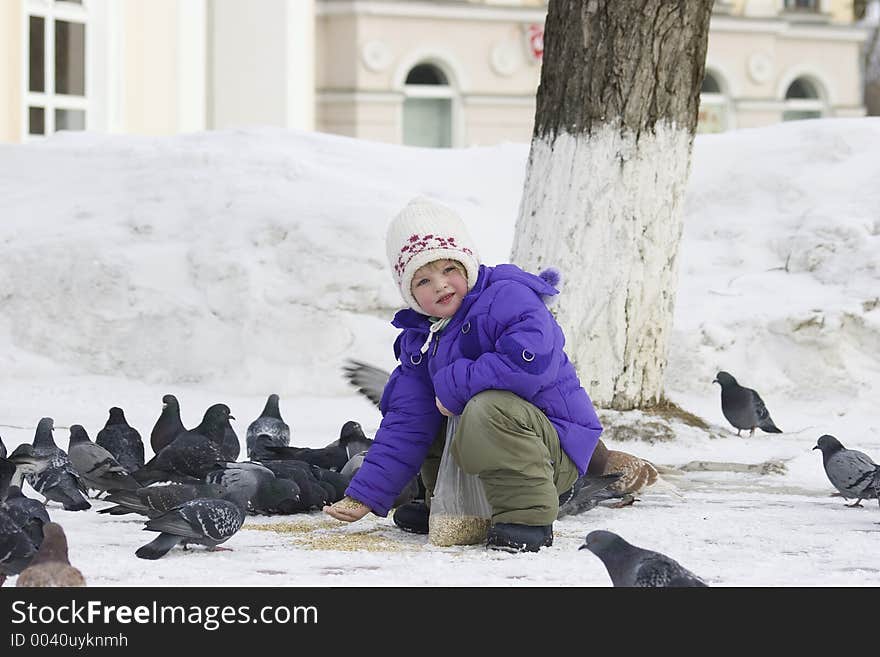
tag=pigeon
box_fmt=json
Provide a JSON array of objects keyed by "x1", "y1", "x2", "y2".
[
  {"x1": 134, "y1": 404, "x2": 233, "y2": 485},
  {"x1": 580, "y1": 530, "x2": 708, "y2": 587},
  {"x1": 1, "y1": 485, "x2": 51, "y2": 547},
  {"x1": 255, "y1": 460, "x2": 333, "y2": 510},
  {"x1": 0, "y1": 508, "x2": 37, "y2": 586},
  {"x1": 134, "y1": 474, "x2": 256, "y2": 560},
  {"x1": 98, "y1": 481, "x2": 227, "y2": 518},
  {"x1": 67, "y1": 424, "x2": 140, "y2": 495},
  {"x1": 0, "y1": 435, "x2": 6, "y2": 459},
  {"x1": 342, "y1": 359, "x2": 390, "y2": 408},
  {"x1": 150, "y1": 394, "x2": 187, "y2": 454},
  {"x1": 813, "y1": 435, "x2": 880, "y2": 507},
  {"x1": 4, "y1": 444, "x2": 44, "y2": 491},
  {"x1": 557, "y1": 472, "x2": 624, "y2": 517},
  {"x1": 246, "y1": 393, "x2": 291, "y2": 461},
  {"x1": 603, "y1": 450, "x2": 660, "y2": 499},
  {"x1": 25, "y1": 418, "x2": 91, "y2": 511},
  {"x1": 95, "y1": 407, "x2": 145, "y2": 473},
  {"x1": 16, "y1": 522, "x2": 86, "y2": 587},
  {"x1": 207, "y1": 461, "x2": 302, "y2": 515},
  {"x1": 713, "y1": 371, "x2": 782, "y2": 437},
  {"x1": 261, "y1": 420, "x2": 374, "y2": 472}
]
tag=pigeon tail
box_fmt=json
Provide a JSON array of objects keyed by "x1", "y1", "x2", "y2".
[
  {"x1": 759, "y1": 421, "x2": 782, "y2": 433},
  {"x1": 135, "y1": 533, "x2": 182, "y2": 560}
]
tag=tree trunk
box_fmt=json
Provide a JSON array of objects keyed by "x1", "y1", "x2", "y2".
[{"x1": 511, "y1": 0, "x2": 712, "y2": 410}]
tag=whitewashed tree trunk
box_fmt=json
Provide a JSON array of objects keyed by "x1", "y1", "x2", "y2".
[{"x1": 511, "y1": 0, "x2": 713, "y2": 410}]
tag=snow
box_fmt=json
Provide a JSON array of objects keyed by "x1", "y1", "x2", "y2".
[{"x1": 1, "y1": 117, "x2": 879, "y2": 587}]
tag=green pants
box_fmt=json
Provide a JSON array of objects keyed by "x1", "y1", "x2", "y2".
[{"x1": 421, "y1": 390, "x2": 580, "y2": 526}]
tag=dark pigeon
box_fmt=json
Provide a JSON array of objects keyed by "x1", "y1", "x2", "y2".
[
  {"x1": 220, "y1": 417, "x2": 240, "y2": 462},
  {"x1": 713, "y1": 371, "x2": 782, "y2": 437},
  {"x1": 0, "y1": 435, "x2": 6, "y2": 459},
  {"x1": 98, "y1": 481, "x2": 227, "y2": 518},
  {"x1": 133, "y1": 404, "x2": 233, "y2": 485},
  {"x1": 0, "y1": 508, "x2": 37, "y2": 586},
  {"x1": 134, "y1": 476, "x2": 255, "y2": 560},
  {"x1": 261, "y1": 420, "x2": 374, "y2": 472},
  {"x1": 813, "y1": 434, "x2": 880, "y2": 507},
  {"x1": 16, "y1": 522, "x2": 86, "y2": 587},
  {"x1": 67, "y1": 425, "x2": 140, "y2": 495},
  {"x1": 580, "y1": 530, "x2": 708, "y2": 587},
  {"x1": 256, "y1": 460, "x2": 333, "y2": 510},
  {"x1": 1, "y1": 485, "x2": 51, "y2": 548},
  {"x1": 206, "y1": 461, "x2": 301, "y2": 515},
  {"x1": 25, "y1": 418, "x2": 91, "y2": 511},
  {"x1": 246, "y1": 393, "x2": 291, "y2": 461},
  {"x1": 150, "y1": 394, "x2": 186, "y2": 454},
  {"x1": 5, "y1": 444, "x2": 44, "y2": 491},
  {"x1": 96, "y1": 407, "x2": 145, "y2": 473},
  {"x1": 557, "y1": 472, "x2": 625, "y2": 518},
  {"x1": 0, "y1": 457, "x2": 16, "y2": 500}
]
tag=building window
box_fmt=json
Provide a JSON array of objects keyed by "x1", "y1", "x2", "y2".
[
  {"x1": 782, "y1": 77, "x2": 824, "y2": 121},
  {"x1": 25, "y1": 0, "x2": 89, "y2": 138},
  {"x1": 403, "y1": 63, "x2": 454, "y2": 148},
  {"x1": 697, "y1": 71, "x2": 730, "y2": 133},
  {"x1": 783, "y1": 0, "x2": 819, "y2": 10}
]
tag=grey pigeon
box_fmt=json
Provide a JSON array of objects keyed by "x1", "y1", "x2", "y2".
[
  {"x1": 220, "y1": 417, "x2": 240, "y2": 463},
  {"x1": 134, "y1": 476, "x2": 255, "y2": 560},
  {"x1": 95, "y1": 407, "x2": 145, "y2": 473},
  {"x1": 1, "y1": 485, "x2": 51, "y2": 548},
  {"x1": 246, "y1": 394, "x2": 291, "y2": 461},
  {"x1": 25, "y1": 418, "x2": 91, "y2": 511},
  {"x1": 4, "y1": 445, "x2": 44, "y2": 491},
  {"x1": 813, "y1": 434, "x2": 880, "y2": 507},
  {"x1": 557, "y1": 472, "x2": 625, "y2": 517},
  {"x1": 150, "y1": 394, "x2": 186, "y2": 454},
  {"x1": 16, "y1": 522, "x2": 86, "y2": 587},
  {"x1": 134, "y1": 404, "x2": 233, "y2": 485},
  {"x1": 580, "y1": 530, "x2": 708, "y2": 587},
  {"x1": 342, "y1": 359, "x2": 390, "y2": 408},
  {"x1": 0, "y1": 507, "x2": 37, "y2": 586},
  {"x1": 67, "y1": 425, "x2": 140, "y2": 495},
  {"x1": 98, "y1": 481, "x2": 227, "y2": 518},
  {"x1": 340, "y1": 450, "x2": 420, "y2": 509},
  {"x1": 713, "y1": 371, "x2": 782, "y2": 437},
  {"x1": 206, "y1": 461, "x2": 302, "y2": 515}
]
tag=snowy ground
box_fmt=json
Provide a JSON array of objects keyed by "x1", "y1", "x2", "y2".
[{"x1": 0, "y1": 118, "x2": 878, "y2": 587}]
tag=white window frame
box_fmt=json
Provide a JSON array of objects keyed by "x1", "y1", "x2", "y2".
[
  {"x1": 782, "y1": 76, "x2": 826, "y2": 121},
  {"x1": 396, "y1": 56, "x2": 463, "y2": 148},
  {"x1": 23, "y1": 0, "x2": 91, "y2": 140}
]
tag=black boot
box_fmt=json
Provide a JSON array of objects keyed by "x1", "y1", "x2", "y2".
[
  {"x1": 486, "y1": 523, "x2": 553, "y2": 553},
  {"x1": 392, "y1": 501, "x2": 429, "y2": 534}
]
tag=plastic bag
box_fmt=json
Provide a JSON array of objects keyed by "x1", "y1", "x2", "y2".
[{"x1": 428, "y1": 416, "x2": 492, "y2": 546}]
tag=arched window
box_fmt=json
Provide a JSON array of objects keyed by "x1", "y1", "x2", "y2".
[
  {"x1": 697, "y1": 71, "x2": 729, "y2": 133},
  {"x1": 403, "y1": 63, "x2": 453, "y2": 148},
  {"x1": 782, "y1": 77, "x2": 824, "y2": 121}
]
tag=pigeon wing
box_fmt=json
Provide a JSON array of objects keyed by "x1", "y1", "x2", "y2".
[{"x1": 342, "y1": 359, "x2": 390, "y2": 408}]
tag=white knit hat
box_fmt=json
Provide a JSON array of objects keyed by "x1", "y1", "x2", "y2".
[{"x1": 386, "y1": 197, "x2": 481, "y2": 314}]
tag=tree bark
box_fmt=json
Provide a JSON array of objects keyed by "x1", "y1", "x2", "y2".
[{"x1": 511, "y1": 0, "x2": 713, "y2": 410}]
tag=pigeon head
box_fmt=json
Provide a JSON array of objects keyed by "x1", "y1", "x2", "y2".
[
  {"x1": 261, "y1": 394, "x2": 282, "y2": 419},
  {"x1": 339, "y1": 421, "x2": 372, "y2": 457},
  {"x1": 579, "y1": 530, "x2": 629, "y2": 557},
  {"x1": 161, "y1": 394, "x2": 179, "y2": 409},
  {"x1": 260, "y1": 479, "x2": 302, "y2": 512},
  {"x1": 0, "y1": 457, "x2": 16, "y2": 498},
  {"x1": 30, "y1": 522, "x2": 71, "y2": 566},
  {"x1": 67, "y1": 425, "x2": 91, "y2": 446},
  {"x1": 106, "y1": 407, "x2": 128, "y2": 426},
  {"x1": 712, "y1": 371, "x2": 737, "y2": 388},
  {"x1": 33, "y1": 418, "x2": 56, "y2": 447},
  {"x1": 813, "y1": 434, "x2": 844, "y2": 455}
]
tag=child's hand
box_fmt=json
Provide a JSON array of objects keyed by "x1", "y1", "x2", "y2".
[
  {"x1": 324, "y1": 496, "x2": 371, "y2": 522},
  {"x1": 435, "y1": 396, "x2": 453, "y2": 417}
]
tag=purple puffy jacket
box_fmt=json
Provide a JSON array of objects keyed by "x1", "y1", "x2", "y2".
[{"x1": 345, "y1": 263, "x2": 603, "y2": 516}]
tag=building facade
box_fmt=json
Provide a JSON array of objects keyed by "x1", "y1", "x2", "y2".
[{"x1": 0, "y1": 0, "x2": 870, "y2": 145}]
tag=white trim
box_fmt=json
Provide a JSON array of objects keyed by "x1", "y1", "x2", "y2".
[
  {"x1": 177, "y1": 0, "x2": 207, "y2": 133},
  {"x1": 317, "y1": 90, "x2": 402, "y2": 103},
  {"x1": 316, "y1": 0, "x2": 547, "y2": 23},
  {"x1": 462, "y1": 94, "x2": 536, "y2": 106},
  {"x1": 710, "y1": 15, "x2": 870, "y2": 42}
]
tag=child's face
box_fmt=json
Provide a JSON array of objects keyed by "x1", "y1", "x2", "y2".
[{"x1": 410, "y1": 259, "x2": 468, "y2": 318}]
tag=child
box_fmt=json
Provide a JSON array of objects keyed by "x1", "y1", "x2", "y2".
[{"x1": 324, "y1": 197, "x2": 605, "y2": 552}]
